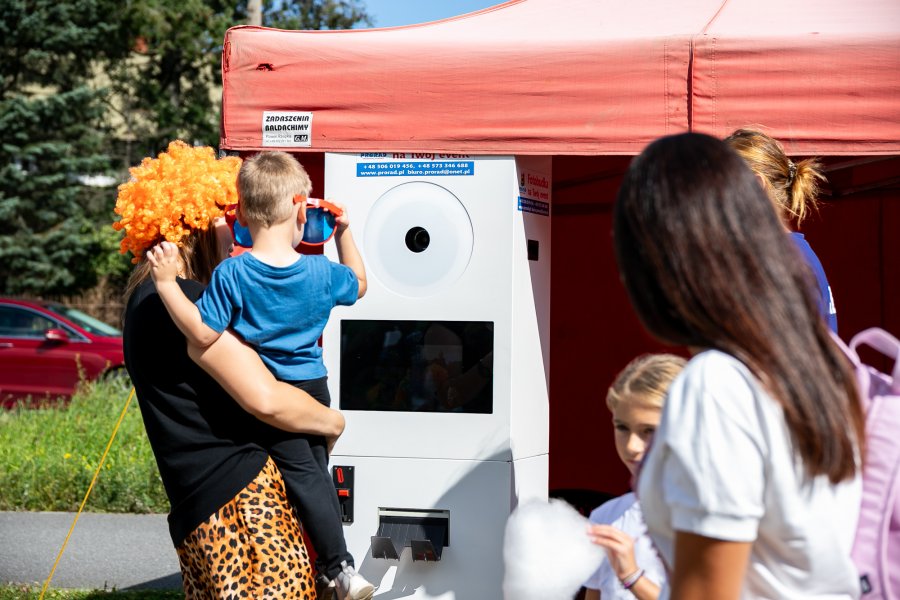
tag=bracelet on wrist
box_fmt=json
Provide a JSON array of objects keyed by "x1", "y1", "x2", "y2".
[{"x1": 621, "y1": 568, "x2": 644, "y2": 590}]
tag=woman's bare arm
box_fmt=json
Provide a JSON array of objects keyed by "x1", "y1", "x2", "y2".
[
  {"x1": 188, "y1": 329, "x2": 345, "y2": 443},
  {"x1": 668, "y1": 532, "x2": 751, "y2": 600}
]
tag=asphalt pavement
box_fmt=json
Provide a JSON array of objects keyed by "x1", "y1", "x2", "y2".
[{"x1": 0, "y1": 511, "x2": 182, "y2": 590}]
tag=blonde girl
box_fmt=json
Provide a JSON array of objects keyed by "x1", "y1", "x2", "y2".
[{"x1": 584, "y1": 353, "x2": 686, "y2": 600}]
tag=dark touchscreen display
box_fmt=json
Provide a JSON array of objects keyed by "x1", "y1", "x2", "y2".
[{"x1": 340, "y1": 320, "x2": 493, "y2": 413}]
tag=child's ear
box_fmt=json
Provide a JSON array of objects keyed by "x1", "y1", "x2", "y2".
[
  {"x1": 236, "y1": 203, "x2": 247, "y2": 226},
  {"x1": 296, "y1": 202, "x2": 307, "y2": 225}
]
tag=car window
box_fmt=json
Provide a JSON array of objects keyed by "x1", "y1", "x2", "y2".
[
  {"x1": 47, "y1": 303, "x2": 122, "y2": 336},
  {"x1": 0, "y1": 306, "x2": 57, "y2": 338}
]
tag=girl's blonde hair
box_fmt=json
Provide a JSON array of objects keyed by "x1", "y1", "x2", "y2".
[
  {"x1": 725, "y1": 128, "x2": 826, "y2": 225},
  {"x1": 606, "y1": 353, "x2": 687, "y2": 411}
]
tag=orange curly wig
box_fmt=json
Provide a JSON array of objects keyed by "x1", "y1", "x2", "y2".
[{"x1": 112, "y1": 141, "x2": 242, "y2": 262}]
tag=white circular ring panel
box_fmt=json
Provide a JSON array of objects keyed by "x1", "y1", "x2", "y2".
[{"x1": 363, "y1": 181, "x2": 474, "y2": 298}]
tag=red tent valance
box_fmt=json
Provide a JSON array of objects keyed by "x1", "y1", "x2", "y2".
[{"x1": 221, "y1": 0, "x2": 900, "y2": 156}]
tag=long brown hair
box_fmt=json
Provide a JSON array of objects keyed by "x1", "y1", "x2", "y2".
[
  {"x1": 613, "y1": 133, "x2": 862, "y2": 484},
  {"x1": 123, "y1": 223, "x2": 222, "y2": 302}
]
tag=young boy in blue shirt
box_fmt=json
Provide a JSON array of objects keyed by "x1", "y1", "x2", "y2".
[{"x1": 147, "y1": 151, "x2": 373, "y2": 600}]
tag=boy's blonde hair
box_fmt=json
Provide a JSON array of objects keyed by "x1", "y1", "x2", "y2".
[
  {"x1": 606, "y1": 353, "x2": 686, "y2": 411},
  {"x1": 238, "y1": 151, "x2": 313, "y2": 227}
]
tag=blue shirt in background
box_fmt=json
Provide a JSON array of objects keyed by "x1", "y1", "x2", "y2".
[{"x1": 791, "y1": 232, "x2": 837, "y2": 333}]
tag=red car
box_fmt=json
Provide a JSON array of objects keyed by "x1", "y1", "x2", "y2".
[{"x1": 0, "y1": 298, "x2": 125, "y2": 406}]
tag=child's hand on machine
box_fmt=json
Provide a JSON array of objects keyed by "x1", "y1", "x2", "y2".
[{"x1": 146, "y1": 241, "x2": 181, "y2": 285}]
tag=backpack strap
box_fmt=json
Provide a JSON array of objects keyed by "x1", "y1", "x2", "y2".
[
  {"x1": 850, "y1": 328, "x2": 900, "y2": 395},
  {"x1": 831, "y1": 331, "x2": 867, "y2": 400},
  {"x1": 831, "y1": 330, "x2": 859, "y2": 365}
]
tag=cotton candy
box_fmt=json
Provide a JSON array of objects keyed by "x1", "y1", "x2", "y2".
[{"x1": 502, "y1": 498, "x2": 606, "y2": 600}]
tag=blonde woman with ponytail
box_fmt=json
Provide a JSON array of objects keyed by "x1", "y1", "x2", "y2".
[{"x1": 725, "y1": 128, "x2": 837, "y2": 332}]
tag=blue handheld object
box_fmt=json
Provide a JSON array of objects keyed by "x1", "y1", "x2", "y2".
[
  {"x1": 225, "y1": 197, "x2": 342, "y2": 248},
  {"x1": 302, "y1": 205, "x2": 338, "y2": 246},
  {"x1": 231, "y1": 219, "x2": 254, "y2": 248}
]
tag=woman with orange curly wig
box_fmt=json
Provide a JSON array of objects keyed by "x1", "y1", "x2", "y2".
[{"x1": 117, "y1": 142, "x2": 343, "y2": 598}]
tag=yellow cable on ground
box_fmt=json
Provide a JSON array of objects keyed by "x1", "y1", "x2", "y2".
[{"x1": 39, "y1": 386, "x2": 136, "y2": 600}]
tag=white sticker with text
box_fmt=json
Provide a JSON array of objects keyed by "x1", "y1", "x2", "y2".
[{"x1": 262, "y1": 111, "x2": 313, "y2": 147}]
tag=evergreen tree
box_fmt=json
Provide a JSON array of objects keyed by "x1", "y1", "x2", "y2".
[
  {"x1": 0, "y1": 0, "x2": 129, "y2": 296},
  {"x1": 107, "y1": 0, "x2": 372, "y2": 159},
  {"x1": 265, "y1": 0, "x2": 372, "y2": 31},
  {"x1": 0, "y1": 0, "x2": 371, "y2": 297}
]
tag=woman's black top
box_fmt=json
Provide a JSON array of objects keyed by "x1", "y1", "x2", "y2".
[{"x1": 123, "y1": 278, "x2": 270, "y2": 545}]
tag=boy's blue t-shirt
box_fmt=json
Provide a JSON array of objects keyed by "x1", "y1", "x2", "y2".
[
  {"x1": 790, "y1": 232, "x2": 838, "y2": 333},
  {"x1": 196, "y1": 252, "x2": 358, "y2": 380}
]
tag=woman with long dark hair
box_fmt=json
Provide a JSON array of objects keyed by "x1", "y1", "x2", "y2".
[{"x1": 613, "y1": 133, "x2": 864, "y2": 598}]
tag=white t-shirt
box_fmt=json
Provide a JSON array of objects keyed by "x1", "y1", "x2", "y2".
[
  {"x1": 584, "y1": 492, "x2": 667, "y2": 598},
  {"x1": 638, "y1": 350, "x2": 862, "y2": 599}
]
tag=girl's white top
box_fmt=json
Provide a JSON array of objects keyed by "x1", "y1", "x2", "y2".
[
  {"x1": 638, "y1": 350, "x2": 862, "y2": 599},
  {"x1": 584, "y1": 492, "x2": 667, "y2": 598}
]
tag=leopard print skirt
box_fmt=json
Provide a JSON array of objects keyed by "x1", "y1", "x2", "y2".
[{"x1": 176, "y1": 457, "x2": 316, "y2": 599}]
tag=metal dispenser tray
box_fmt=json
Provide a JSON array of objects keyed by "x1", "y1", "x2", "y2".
[{"x1": 371, "y1": 508, "x2": 449, "y2": 561}]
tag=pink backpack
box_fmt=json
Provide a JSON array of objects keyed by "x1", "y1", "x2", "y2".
[{"x1": 837, "y1": 328, "x2": 900, "y2": 598}]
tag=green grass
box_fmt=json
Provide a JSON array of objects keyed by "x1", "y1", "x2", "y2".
[
  {"x1": 0, "y1": 586, "x2": 183, "y2": 599},
  {"x1": 0, "y1": 378, "x2": 168, "y2": 513}
]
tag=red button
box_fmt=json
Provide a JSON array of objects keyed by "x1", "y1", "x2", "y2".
[{"x1": 338, "y1": 489, "x2": 350, "y2": 497}]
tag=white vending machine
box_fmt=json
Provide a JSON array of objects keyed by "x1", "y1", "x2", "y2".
[{"x1": 322, "y1": 153, "x2": 552, "y2": 599}]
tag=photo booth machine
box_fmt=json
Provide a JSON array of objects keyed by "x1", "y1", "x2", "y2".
[{"x1": 322, "y1": 153, "x2": 552, "y2": 598}]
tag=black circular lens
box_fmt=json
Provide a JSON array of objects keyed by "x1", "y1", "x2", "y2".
[{"x1": 405, "y1": 226, "x2": 430, "y2": 253}]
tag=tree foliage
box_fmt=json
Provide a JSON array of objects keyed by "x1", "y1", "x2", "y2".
[
  {"x1": 108, "y1": 0, "x2": 372, "y2": 158},
  {"x1": 0, "y1": 0, "x2": 129, "y2": 297},
  {"x1": 0, "y1": 0, "x2": 130, "y2": 93},
  {"x1": 106, "y1": 0, "x2": 240, "y2": 158},
  {"x1": 265, "y1": 0, "x2": 372, "y2": 31},
  {"x1": 0, "y1": 0, "x2": 370, "y2": 298}
]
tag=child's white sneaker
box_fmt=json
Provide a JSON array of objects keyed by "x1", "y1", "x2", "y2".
[{"x1": 334, "y1": 560, "x2": 375, "y2": 600}]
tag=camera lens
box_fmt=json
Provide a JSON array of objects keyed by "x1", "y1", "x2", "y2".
[{"x1": 405, "y1": 226, "x2": 430, "y2": 253}]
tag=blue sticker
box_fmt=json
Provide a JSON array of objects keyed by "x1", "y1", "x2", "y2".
[
  {"x1": 517, "y1": 197, "x2": 549, "y2": 216},
  {"x1": 357, "y1": 161, "x2": 474, "y2": 177}
]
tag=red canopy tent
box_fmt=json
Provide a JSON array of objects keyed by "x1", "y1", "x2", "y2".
[
  {"x1": 221, "y1": 0, "x2": 900, "y2": 155},
  {"x1": 220, "y1": 0, "x2": 900, "y2": 497}
]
